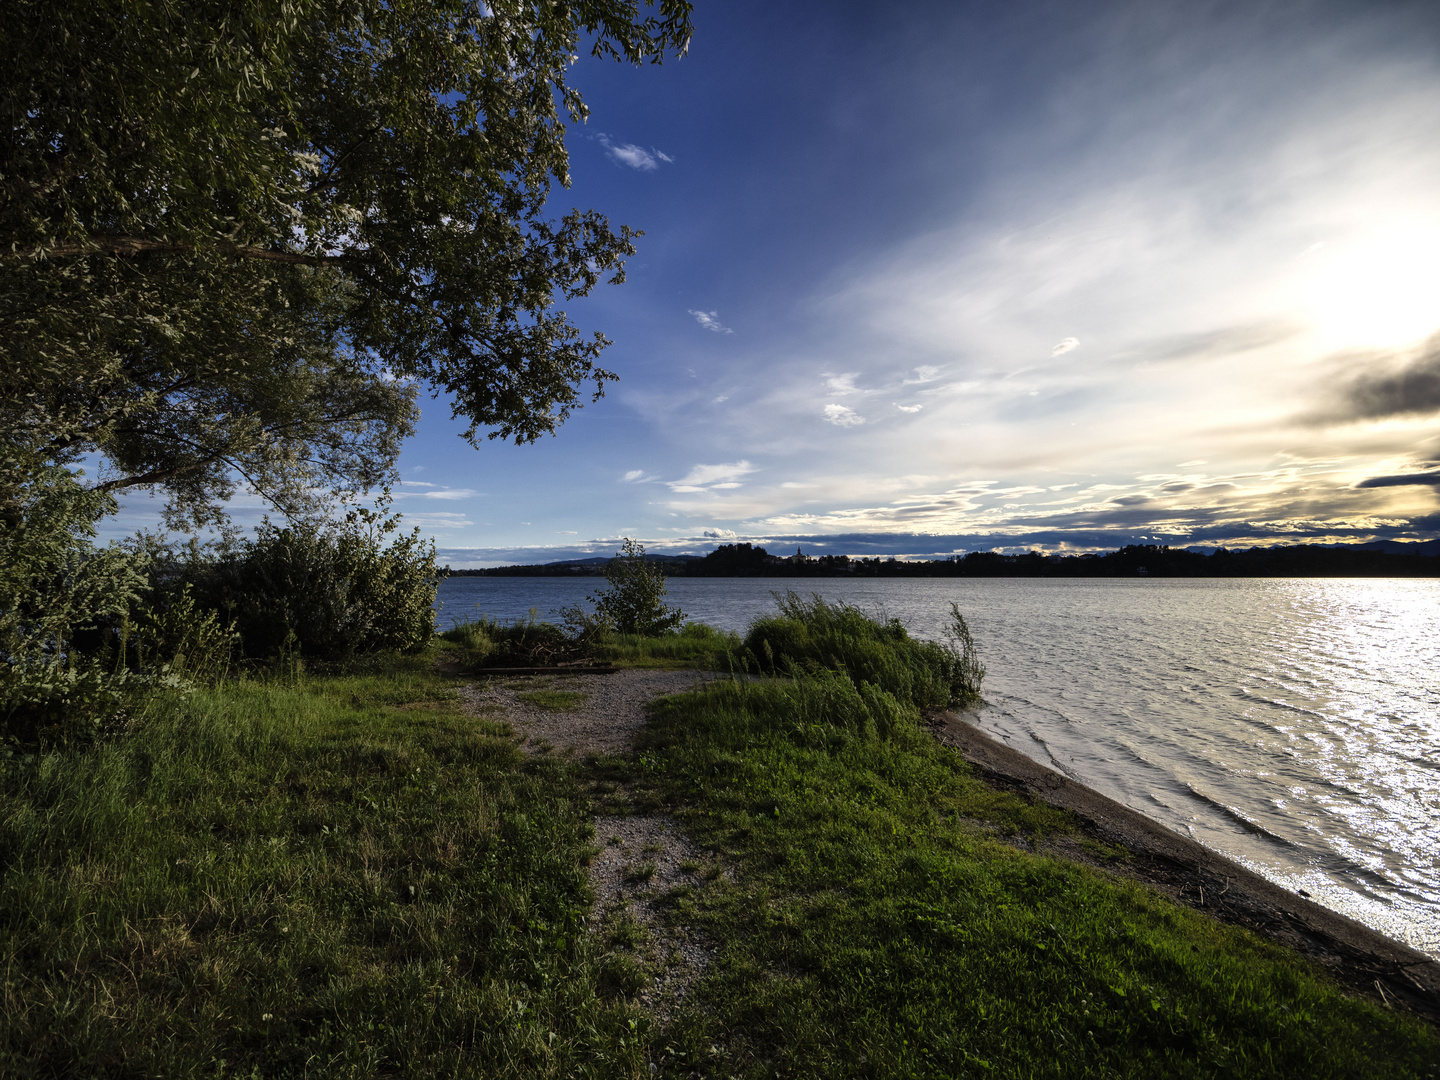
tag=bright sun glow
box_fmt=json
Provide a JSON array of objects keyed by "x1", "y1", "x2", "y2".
[{"x1": 1306, "y1": 224, "x2": 1440, "y2": 350}]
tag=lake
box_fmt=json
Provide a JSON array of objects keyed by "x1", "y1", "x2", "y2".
[{"x1": 436, "y1": 574, "x2": 1440, "y2": 958}]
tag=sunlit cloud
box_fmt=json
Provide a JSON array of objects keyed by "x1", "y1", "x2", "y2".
[
  {"x1": 823, "y1": 403, "x2": 864, "y2": 427},
  {"x1": 666, "y1": 461, "x2": 757, "y2": 494},
  {"x1": 293, "y1": 4, "x2": 1440, "y2": 559}
]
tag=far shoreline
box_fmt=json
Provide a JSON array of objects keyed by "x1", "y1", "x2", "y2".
[{"x1": 447, "y1": 540, "x2": 1440, "y2": 579}]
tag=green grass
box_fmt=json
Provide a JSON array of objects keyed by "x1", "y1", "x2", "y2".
[
  {"x1": 0, "y1": 656, "x2": 650, "y2": 1078},
  {"x1": 614, "y1": 670, "x2": 1438, "y2": 1079},
  {"x1": 3, "y1": 609, "x2": 1435, "y2": 1078},
  {"x1": 591, "y1": 622, "x2": 743, "y2": 670},
  {"x1": 744, "y1": 590, "x2": 984, "y2": 707},
  {"x1": 440, "y1": 614, "x2": 742, "y2": 672}
]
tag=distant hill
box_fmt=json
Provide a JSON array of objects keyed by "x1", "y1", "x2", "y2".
[
  {"x1": 1347, "y1": 539, "x2": 1440, "y2": 556},
  {"x1": 447, "y1": 555, "x2": 699, "y2": 577},
  {"x1": 447, "y1": 541, "x2": 1440, "y2": 578}
]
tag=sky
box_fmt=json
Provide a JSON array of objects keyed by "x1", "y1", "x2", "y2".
[{"x1": 114, "y1": 0, "x2": 1440, "y2": 564}]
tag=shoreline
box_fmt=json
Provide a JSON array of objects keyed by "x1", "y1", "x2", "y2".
[{"x1": 927, "y1": 708, "x2": 1440, "y2": 1026}]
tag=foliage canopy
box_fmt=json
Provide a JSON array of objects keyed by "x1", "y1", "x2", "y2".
[{"x1": 1, "y1": 0, "x2": 691, "y2": 521}]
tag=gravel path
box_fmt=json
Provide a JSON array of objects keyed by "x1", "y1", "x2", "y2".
[
  {"x1": 589, "y1": 814, "x2": 717, "y2": 1025},
  {"x1": 457, "y1": 666, "x2": 726, "y2": 1022},
  {"x1": 457, "y1": 667, "x2": 722, "y2": 756}
]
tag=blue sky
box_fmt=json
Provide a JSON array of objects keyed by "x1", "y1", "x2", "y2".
[{"x1": 114, "y1": 0, "x2": 1440, "y2": 564}]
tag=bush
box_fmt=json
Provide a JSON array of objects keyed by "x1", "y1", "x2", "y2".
[
  {"x1": 115, "y1": 584, "x2": 239, "y2": 685},
  {"x1": 176, "y1": 499, "x2": 441, "y2": 661},
  {"x1": 0, "y1": 457, "x2": 150, "y2": 745},
  {"x1": 565, "y1": 538, "x2": 684, "y2": 637},
  {"x1": 742, "y1": 592, "x2": 985, "y2": 709}
]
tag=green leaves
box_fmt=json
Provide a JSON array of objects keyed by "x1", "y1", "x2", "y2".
[
  {"x1": 2, "y1": 0, "x2": 692, "y2": 519},
  {"x1": 0, "y1": 456, "x2": 150, "y2": 743},
  {"x1": 589, "y1": 538, "x2": 686, "y2": 636},
  {"x1": 201, "y1": 494, "x2": 443, "y2": 659}
]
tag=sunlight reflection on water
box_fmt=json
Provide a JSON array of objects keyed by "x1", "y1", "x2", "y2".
[{"x1": 437, "y1": 575, "x2": 1440, "y2": 957}]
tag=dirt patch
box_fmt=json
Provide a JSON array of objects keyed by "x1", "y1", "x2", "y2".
[
  {"x1": 589, "y1": 813, "x2": 716, "y2": 1023},
  {"x1": 455, "y1": 666, "x2": 724, "y2": 1020},
  {"x1": 456, "y1": 668, "x2": 721, "y2": 756},
  {"x1": 927, "y1": 708, "x2": 1440, "y2": 1026}
]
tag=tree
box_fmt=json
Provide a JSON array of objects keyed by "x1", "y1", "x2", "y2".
[
  {"x1": 592, "y1": 538, "x2": 685, "y2": 635},
  {"x1": 1, "y1": 0, "x2": 691, "y2": 523}
]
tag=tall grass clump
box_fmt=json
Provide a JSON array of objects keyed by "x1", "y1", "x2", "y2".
[
  {"x1": 743, "y1": 592, "x2": 984, "y2": 709},
  {"x1": 440, "y1": 609, "x2": 573, "y2": 666}
]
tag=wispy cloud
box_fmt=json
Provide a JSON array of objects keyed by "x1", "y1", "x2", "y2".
[
  {"x1": 903, "y1": 366, "x2": 941, "y2": 385},
  {"x1": 395, "y1": 482, "x2": 477, "y2": 501},
  {"x1": 667, "y1": 460, "x2": 757, "y2": 493},
  {"x1": 598, "y1": 134, "x2": 674, "y2": 171},
  {"x1": 895, "y1": 403, "x2": 923, "y2": 413},
  {"x1": 823, "y1": 403, "x2": 864, "y2": 427},
  {"x1": 824, "y1": 372, "x2": 860, "y2": 394},
  {"x1": 689, "y1": 309, "x2": 733, "y2": 334},
  {"x1": 396, "y1": 510, "x2": 473, "y2": 530},
  {"x1": 1051, "y1": 337, "x2": 1080, "y2": 357}
]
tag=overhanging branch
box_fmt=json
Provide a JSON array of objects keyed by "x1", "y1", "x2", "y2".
[{"x1": 10, "y1": 235, "x2": 349, "y2": 268}]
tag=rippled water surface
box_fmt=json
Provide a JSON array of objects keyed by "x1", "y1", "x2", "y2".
[{"x1": 437, "y1": 575, "x2": 1440, "y2": 956}]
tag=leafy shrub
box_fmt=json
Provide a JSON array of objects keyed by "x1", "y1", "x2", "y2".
[
  {"x1": 115, "y1": 584, "x2": 239, "y2": 685},
  {"x1": 0, "y1": 458, "x2": 151, "y2": 744},
  {"x1": 584, "y1": 538, "x2": 685, "y2": 636},
  {"x1": 742, "y1": 591, "x2": 985, "y2": 709},
  {"x1": 178, "y1": 499, "x2": 441, "y2": 661}
]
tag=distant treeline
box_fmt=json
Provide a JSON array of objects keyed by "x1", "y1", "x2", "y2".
[{"x1": 448, "y1": 542, "x2": 1440, "y2": 578}]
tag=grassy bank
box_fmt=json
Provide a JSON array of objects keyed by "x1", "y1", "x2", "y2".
[
  {"x1": 616, "y1": 673, "x2": 1436, "y2": 1077},
  {"x1": 0, "y1": 655, "x2": 648, "y2": 1078},
  {"x1": 1, "y1": 612, "x2": 1435, "y2": 1077}
]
